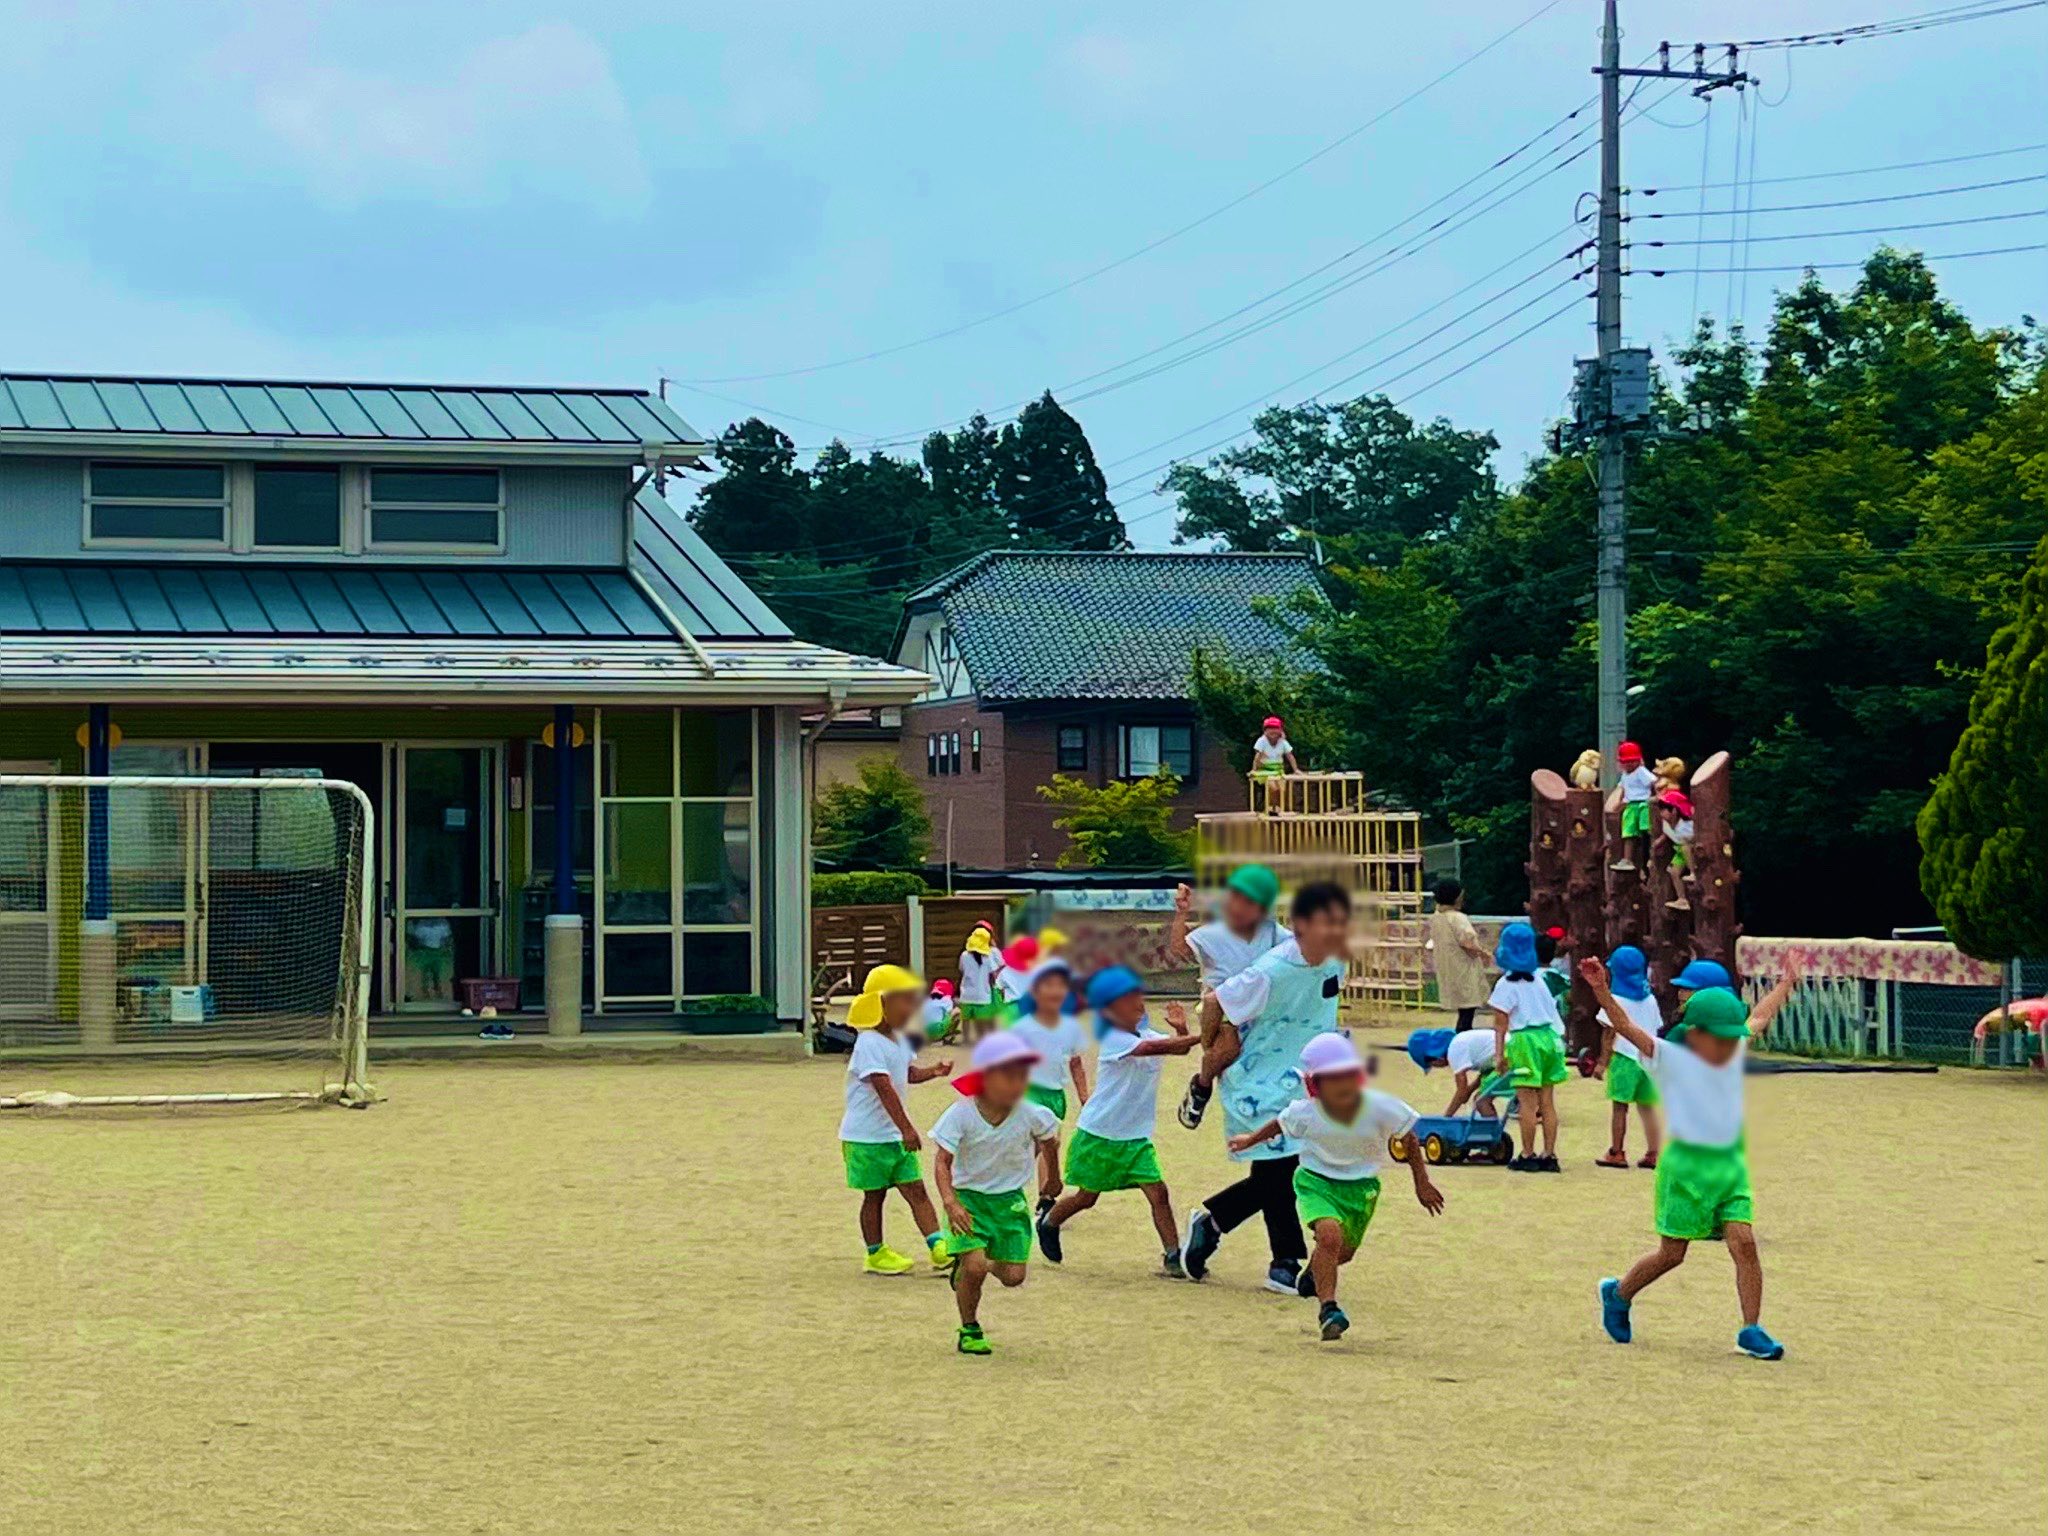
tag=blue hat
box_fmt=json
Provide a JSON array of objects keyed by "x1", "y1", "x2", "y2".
[
  {"x1": 1406, "y1": 1027, "x2": 1456, "y2": 1073},
  {"x1": 1085, "y1": 965, "x2": 1144, "y2": 1013},
  {"x1": 1609, "y1": 945, "x2": 1651, "y2": 1002},
  {"x1": 1673, "y1": 958, "x2": 1733, "y2": 992},
  {"x1": 1494, "y1": 921, "x2": 1540, "y2": 975}
]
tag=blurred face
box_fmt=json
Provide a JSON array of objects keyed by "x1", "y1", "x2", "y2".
[
  {"x1": 1689, "y1": 1031, "x2": 1741, "y2": 1067},
  {"x1": 981, "y1": 1060, "x2": 1032, "y2": 1110},
  {"x1": 1221, "y1": 888, "x2": 1267, "y2": 936},
  {"x1": 1313, "y1": 1070, "x2": 1365, "y2": 1119},
  {"x1": 1294, "y1": 903, "x2": 1351, "y2": 965},
  {"x1": 880, "y1": 991, "x2": 920, "y2": 1032},
  {"x1": 1263, "y1": 727, "x2": 1283, "y2": 744},
  {"x1": 1030, "y1": 972, "x2": 1069, "y2": 1017},
  {"x1": 1102, "y1": 992, "x2": 1147, "y2": 1031}
]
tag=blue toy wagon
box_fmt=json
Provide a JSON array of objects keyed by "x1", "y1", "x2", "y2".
[{"x1": 1388, "y1": 1113, "x2": 1514, "y2": 1166}]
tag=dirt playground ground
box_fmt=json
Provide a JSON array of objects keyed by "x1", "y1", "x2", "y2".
[{"x1": 0, "y1": 1035, "x2": 2042, "y2": 1534}]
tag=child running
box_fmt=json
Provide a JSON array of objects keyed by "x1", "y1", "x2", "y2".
[
  {"x1": 1594, "y1": 944, "x2": 1663, "y2": 1170},
  {"x1": 839, "y1": 964, "x2": 954, "y2": 1275},
  {"x1": 1169, "y1": 863, "x2": 1282, "y2": 1129},
  {"x1": 931, "y1": 1033, "x2": 1064, "y2": 1357},
  {"x1": 1581, "y1": 955, "x2": 1801, "y2": 1360},
  {"x1": 1489, "y1": 921, "x2": 1567, "y2": 1173},
  {"x1": 1036, "y1": 967, "x2": 1198, "y2": 1277},
  {"x1": 1005, "y1": 959, "x2": 1091, "y2": 1217},
  {"x1": 1229, "y1": 1033, "x2": 1444, "y2": 1340}
]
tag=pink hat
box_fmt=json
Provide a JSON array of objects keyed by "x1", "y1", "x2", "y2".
[
  {"x1": 1299, "y1": 1032, "x2": 1366, "y2": 1087},
  {"x1": 1657, "y1": 789, "x2": 1694, "y2": 817},
  {"x1": 930, "y1": 979, "x2": 955, "y2": 998},
  {"x1": 952, "y1": 1032, "x2": 1042, "y2": 1097},
  {"x1": 1262, "y1": 716, "x2": 1284, "y2": 731}
]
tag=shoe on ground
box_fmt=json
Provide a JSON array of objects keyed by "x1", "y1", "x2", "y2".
[
  {"x1": 1537, "y1": 1154, "x2": 1563, "y2": 1173},
  {"x1": 1176, "y1": 1075, "x2": 1213, "y2": 1130},
  {"x1": 1595, "y1": 1151, "x2": 1630, "y2": 1169},
  {"x1": 927, "y1": 1239, "x2": 953, "y2": 1271},
  {"x1": 864, "y1": 1247, "x2": 915, "y2": 1277},
  {"x1": 1265, "y1": 1261, "x2": 1302, "y2": 1296},
  {"x1": 1637, "y1": 1153, "x2": 1659, "y2": 1170},
  {"x1": 1160, "y1": 1249, "x2": 1188, "y2": 1280},
  {"x1": 1508, "y1": 1155, "x2": 1537, "y2": 1172},
  {"x1": 1296, "y1": 1264, "x2": 1319, "y2": 1299},
  {"x1": 956, "y1": 1323, "x2": 992, "y2": 1357},
  {"x1": 1035, "y1": 1213, "x2": 1064, "y2": 1265},
  {"x1": 1599, "y1": 1277, "x2": 1632, "y2": 1343},
  {"x1": 1183, "y1": 1208, "x2": 1221, "y2": 1281},
  {"x1": 1737, "y1": 1324, "x2": 1785, "y2": 1361},
  {"x1": 1318, "y1": 1302, "x2": 1350, "y2": 1341}
]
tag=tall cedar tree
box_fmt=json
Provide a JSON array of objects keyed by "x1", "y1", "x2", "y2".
[{"x1": 997, "y1": 392, "x2": 1127, "y2": 549}]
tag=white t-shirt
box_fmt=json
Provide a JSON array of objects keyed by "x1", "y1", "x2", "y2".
[
  {"x1": 1076, "y1": 1025, "x2": 1164, "y2": 1142},
  {"x1": 1214, "y1": 937, "x2": 1343, "y2": 1032},
  {"x1": 998, "y1": 966, "x2": 1034, "y2": 1004},
  {"x1": 1487, "y1": 974, "x2": 1564, "y2": 1034},
  {"x1": 957, "y1": 949, "x2": 999, "y2": 1005},
  {"x1": 1668, "y1": 818, "x2": 1695, "y2": 848},
  {"x1": 1276, "y1": 1091, "x2": 1419, "y2": 1181},
  {"x1": 839, "y1": 1029, "x2": 915, "y2": 1143},
  {"x1": 930, "y1": 1098, "x2": 1061, "y2": 1194},
  {"x1": 1250, "y1": 736, "x2": 1293, "y2": 769},
  {"x1": 1446, "y1": 1030, "x2": 1497, "y2": 1075},
  {"x1": 1186, "y1": 916, "x2": 1281, "y2": 992},
  {"x1": 1008, "y1": 1014, "x2": 1086, "y2": 1090},
  {"x1": 1643, "y1": 1038, "x2": 1746, "y2": 1147},
  {"x1": 923, "y1": 996, "x2": 954, "y2": 1031},
  {"x1": 1597, "y1": 991, "x2": 1665, "y2": 1063},
  {"x1": 1620, "y1": 764, "x2": 1657, "y2": 803}
]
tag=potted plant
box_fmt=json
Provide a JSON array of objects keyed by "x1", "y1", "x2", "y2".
[{"x1": 677, "y1": 993, "x2": 779, "y2": 1035}]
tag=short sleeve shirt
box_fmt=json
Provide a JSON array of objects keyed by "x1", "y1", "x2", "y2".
[
  {"x1": 1488, "y1": 975, "x2": 1564, "y2": 1034},
  {"x1": 931, "y1": 1099, "x2": 1061, "y2": 1193},
  {"x1": 839, "y1": 1029, "x2": 914, "y2": 1143},
  {"x1": 1075, "y1": 1026, "x2": 1164, "y2": 1142},
  {"x1": 1643, "y1": 1037, "x2": 1746, "y2": 1146},
  {"x1": 1596, "y1": 991, "x2": 1665, "y2": 1063},
  {"x1": 1276, "y1": 1091, "x2": 1419, "y2": 1180}
]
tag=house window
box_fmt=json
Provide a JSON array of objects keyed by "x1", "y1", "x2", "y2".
[
  {"x1": 86, "y1": 461, "x2": 227, "y2": 545},
  {"x1": 926, "y1": 735, "x2": 938, "y2": 777},
  {"x1": 949, "y1": 732, "x2": 962, "y2": 777},
  {"x1": 1056, "y1": 725, "x2": 1087, "y2": 773},
  {"x1": 252, "y1": 465, "x2": 342, "y2": 549},
  {"x1": 367, "y1": 467, "x2": 502, "y2": 548},
  {"x1": 971, "y1": 729, "x2": 983, "y2": 773},
  {"x1": 1120, "y1": 723, "x2": 1195, "y2": 780}
]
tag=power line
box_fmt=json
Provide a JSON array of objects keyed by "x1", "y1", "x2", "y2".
[
  {"x1": 1639, "y1": 172, "x2": 2048, "y2": 218},
  {"x1": 1732, "y1": 0, "x2": 2045, "y2": 49},
  {"x1": 1638, "y1": 241, "x2": 2046, "y2": 276},
  {"x1": 1640, "y1": 208, "x2": 2048, "y2": 246},
  {"x1": 1640, "y1": 142, "x2": 2044, "y2": 194}
]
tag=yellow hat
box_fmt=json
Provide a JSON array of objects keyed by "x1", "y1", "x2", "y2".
[
  {"x1": 848, "y1": 963, "x2": 925, "y2": 1029},
  {"x1": 1036, "y1": 926, "x2": 1069, "y2": 953},
  {"x1": 965, "y1": 929, "x2": 994, "y2": 956}
]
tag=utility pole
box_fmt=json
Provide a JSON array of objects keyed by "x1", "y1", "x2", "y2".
[{"x1": 1588, "y1": 4, "x2": 1746, "y2": 785}]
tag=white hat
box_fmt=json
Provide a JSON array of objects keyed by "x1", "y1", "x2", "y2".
[
  {"x1": 1299, "y1": 1032, "x2": 1366, "y2": 1079},
  {"x1": 952, "y1": 1031, "x2": 1042, "y2": 1096}
]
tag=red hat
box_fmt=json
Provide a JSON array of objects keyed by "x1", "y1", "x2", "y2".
[
  {"x1": 1544, "y1": 926, "x2": 1567, "y2": 941},
  {"x1": 1262, "y1": 716, "x2": 1284, "y2": 731},
  {"x1": 931, "y1": 979, "x2": 955, "y2": 998},
  {"x1": 1657, "y1": 789, "x2": 1694, "y2": 817},
  {"x1": 1617, "y1": 741, "x2": 1643, "y2": 765},
  {"x1": 1001, "y1": 935, "x2": 1040, "y2": 970}
]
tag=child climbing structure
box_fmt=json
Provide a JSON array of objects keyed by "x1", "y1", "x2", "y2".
[{"x1": 1198, "y1": 771, "x2": 1427, "y2": 1009}]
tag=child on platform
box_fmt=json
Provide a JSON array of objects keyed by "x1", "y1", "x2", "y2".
[
  {"x1": 956, "y1": 927, "x2": 1004, "y2": 1043},
  {"x1": 1249, "y1": 716, "x2": 1299, "y2": 781},
  {"x1": 839, "y1": 964, "x2": 954, "y2": 1276},
  {"x1": 1582, "y1": 955, "x2": 1801, "y2": 1360},
  {"x1": 932, "y1": 1033, "x2": 1064, "y2": 1357},
  {"x1": 1655, "y1": 790, "x2": 1696, "y2": 911},
  {"x1": 1489, "y1": 921, "x2": 1567, "y2": 1173},
  {"x1": 1229, "y1": 1033, "x2": 1443, "y2": 1341},
  {"x1": 1593, "y1": 945, "x2": 1663, "y2": 1170},
  {"x1": 1169, "y1": 864, "x2": 1283, "y2": 1129},
  {"x1": 1006, "y1": 960, "x2": 1091, "y2": 1216},
  {"x1": 1036, "y1": 967, "x2": 1198, "y2": 1277},
  {"x1": 1612, "y1": 740, "x2": 1657, "y2": 871}
]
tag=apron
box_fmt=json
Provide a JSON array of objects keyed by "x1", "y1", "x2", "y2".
[{"x1": 1218, "y1": 951, "x2": 1342, "y2": 1162}]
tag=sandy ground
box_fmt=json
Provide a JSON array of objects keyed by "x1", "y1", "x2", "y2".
[{"x1": 1, "y1": 1034, "x2": 2042, "y2": 1535}]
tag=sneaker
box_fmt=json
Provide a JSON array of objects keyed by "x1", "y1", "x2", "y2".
[
  {"x1": 1161, "y1": 1249, "x2": 1188, "y2": 1280},
  {"x1": 1176, "y1": 1075, "x2": 1213, "y2": 1130},
  {"x1": 1036, "y1": 1214, "x2": 1064, "y2": 1265},
  {"x1": 1296, "y1": 1264, "x2": 1319, "y2": 1299},
  {"x1": 1666, "y1": 898, "x2": 1692, "y2": 912},
  {"x1": 1265, "y1": 1261, "x2": 1302, "y2": 1296},
  {"x1": 1537, "y1": 1154, "x2": 1563, "y2": 1173},
  {"x1": 864, "y1": 1247, "x2": 914, "y2": 1277},
  {"x1": 1610, "y1": 859, "x2": 1637, "y2": 872},
  {"x1": 1183, "y1": 1209, "x2": 1221, "y2": 1281},
  {"x1": 956, "y1": 1323, "x2": 992, "y2": 1357},
  {"x1": 1509, "y1": 1155, "x2": 1538, "y2": 1172},
  {"x1": 1599, "y1": 1278, "x2": 1632, "y2": 1343},
  {"x1": 1737, "y1": 1324, "x2": 1785, "y2": 1361},
  {"x1": 1318, "y1": 1302, "x2": 1350, "y2": 1341},
  {"x1": 1035, "y1": 1194, "x2": 1055, "y2": 1224},
  {"x1": 927, "y1": 1238, "x2": 953, "y2": 1271}
]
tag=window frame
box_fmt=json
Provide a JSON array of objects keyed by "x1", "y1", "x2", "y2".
[
  {"x1": 82, "y1": 460, "x2": 231, "y2": 550},
  {"x1": 364, "y1": 466, "x2": 506, "y2": 554},
  {"x1": 1117, "y1": 720, "x2": 1197, "y2": 782},
  {"x1": 249, "y1": 462, "x2": 346, "y2": 553},
  {"x1": 1055, "y1": 724, "x2": 1088, "y2": 774},
  {"x1": 970, "y1": 728, "x2": 983, "y2": 773}
]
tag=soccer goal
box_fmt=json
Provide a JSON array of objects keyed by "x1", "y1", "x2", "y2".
[{"x1": 0, "y1": 774, "x2": 374, "y2": 1110}]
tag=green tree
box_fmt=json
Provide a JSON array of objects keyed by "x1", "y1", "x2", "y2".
[
  {"x1": 690, "y1": 418, "x2": 812, "y2": 555},
  {"x1": 1189, "y1": 645, "x2": 1350, "y2": 776},
  {"x1": 997, "y1": 392, "x2": 1127, "y2": 549},
  {"x1": 813, "y1": 759, "x2": 933, "y2": 871},
  {"x1": 1918, "y1": 531, "x2": 2048, "y2": 960},
  {"x1": 1039, "y1": 772, "x2": 1194, "y2": 870}
]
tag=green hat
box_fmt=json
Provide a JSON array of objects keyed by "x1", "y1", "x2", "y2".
[
  {"x1": 1668, "y1": 986, "x2": 1751, "y2": 1043},
  {"x1": 1225, "y1": 864, "x2": 1280, "y2": 910}
]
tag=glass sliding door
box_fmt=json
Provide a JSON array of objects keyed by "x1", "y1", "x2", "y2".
[
  {"x1": 0, "y1": 763, "x2": 56, "y2": 1021},
  {"x1": 395, "y1": 745, "x2": 499, "y2": 1008}
]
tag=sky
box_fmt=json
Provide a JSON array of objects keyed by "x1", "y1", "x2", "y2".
[{"x1": 0, "y1": 1, "x2": 2041, "y2": 549}]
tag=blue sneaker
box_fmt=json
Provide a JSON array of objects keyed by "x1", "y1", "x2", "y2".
[
  {"x1": 1265, "y1": 1261, "x2": 1302, "y2": 1296},
  {"x1": 1318, "y1": 1302, "x2": 1350, "y2": 1341},
  {"x1": 1737, "y1": 1324, "x2": 1784, "y2": 1360},
  {"x1": 1183, "y1": 1209, "x2": 1221, "y2": 1281},
  {"x1": 1599, "y1": 1278, "x2": 1632, "y2": 1343}
]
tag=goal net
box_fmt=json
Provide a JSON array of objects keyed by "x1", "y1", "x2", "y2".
[{"x1": 0, "y1": 774, "x2": 373, "y2": 1110}]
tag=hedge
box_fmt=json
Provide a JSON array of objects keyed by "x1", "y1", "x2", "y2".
[{"x1": 812, "y1": 871, "x2": 935, "y2": 908}]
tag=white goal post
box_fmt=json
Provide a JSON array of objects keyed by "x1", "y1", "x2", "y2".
[{"x1": 0, "y1": 774, "x2": 375, "y2": 1110}]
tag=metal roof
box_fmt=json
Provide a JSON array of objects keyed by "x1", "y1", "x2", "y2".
[
  {"x1": 630, "y1": 487, "x2": 791, "y2": 641},
  {"x1": 0, "y1": 373, "x2": 704, "y2": 453},
  {"x1": 0, "y1": 561, "x2": 676, "y2": 642}
]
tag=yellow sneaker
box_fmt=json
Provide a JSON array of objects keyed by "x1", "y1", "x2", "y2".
[
  {"x1": 863, "y1": 1246, "x2": 914, "y2": 1276},
  {"x1": 927, "y1": 1239, "x2": 953, "y2": 1271}
]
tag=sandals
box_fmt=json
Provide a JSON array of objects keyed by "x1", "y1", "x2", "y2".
[
  {"x1": 1594, "y1": 1152, "x2": 1630, "y2": 1169},
  {"x1": 1637, "y1": 1153, "x2": 1659, "y2": 1170}
]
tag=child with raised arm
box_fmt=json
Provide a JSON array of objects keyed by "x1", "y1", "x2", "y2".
[
  {"x1": 1170, "y1": 863, "x2": 1282, "y2": 1130},
  {"x1": 1488, "y1": 921, "x2": 1567, "y2": 1172},
  {"x1": 1594, "y1": 945, "x2": 1663, "y2": 1170},
  {"x1": 839, "y1": 964, "x2": 954, "y2": 1276},
  {"x1": 1036, "y1": 967, "x2": 1199, "y2": 1277},
  {"x1": 1582, "y1": 955, "x2": 1801, "y2": 1360},
  {"x1": 931, "y1": 1033, "x2": 1064, "y2": 1357},
  {"x1": 1229, "y1": 1033, "x2": 1443, "y2": 1341},
  {"x1": 1005, "y1": 960, "x2": 1091, "y2": 1217}
]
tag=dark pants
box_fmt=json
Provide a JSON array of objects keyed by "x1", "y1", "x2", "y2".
[
  {"x1": 1454, "y1": 1006, "x2": 1478, "y2": 1033},
  {"x1": 1205, "y1": 1155, "x2": 1306, "y2": 1267}
]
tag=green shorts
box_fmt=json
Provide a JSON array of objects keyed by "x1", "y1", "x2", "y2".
[
  {"x1": 1505, "y1": 1028, "x2": 1569, "y2": 1089},
  {"x1": 946, "y1": 1186, "x2": 1034, "y2": 1265},
  {"x1": 1670, "y1": 845, "x2": 1689, "y2": 871},
  {"x1": 1293, "y1": 1167, "x2": 1382, "y2": 1250},
  {"x1": 1621, "y1": 801, "x2": 1652, "y2": 838},
  {"x1": 1655, "y1": 1139, "x2": 1753, "y2": 1240},
  {"x1": 1606, "y1": 1053, "x2": 1660, "y2": 1106},
  {"x1": 1024, "y1": 1083, "x2": 1069, "y2": 1120},
  {"x1": 842, "y1": 1139, "x2": 921, "y2": 1191},
  {"x1": 1475, "y1": 1070, "x2": 1514, "y2": 1102},
  {"x1": 958, "y1": 1001, "x2": 1005, "y2": 1025},
  {"x1": 1065, "y1": 1128, "x2": 1162, "y2": 1192}
]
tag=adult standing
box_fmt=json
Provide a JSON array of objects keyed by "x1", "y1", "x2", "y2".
[{"x1": 1428, "y1": 879, "x2": 1492, "y2": 1033}]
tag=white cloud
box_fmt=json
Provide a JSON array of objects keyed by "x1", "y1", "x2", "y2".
[{"x1": 253, "y1": 23, "x2": 651, "y2": 214}]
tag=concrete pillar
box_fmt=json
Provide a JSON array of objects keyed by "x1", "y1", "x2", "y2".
[
  {"x1": 79, "y1": 918, "x2": 117, "y2": 1048},
  {"x1": 545, "y1": 914, "x2": 583, "y2": 1037}
]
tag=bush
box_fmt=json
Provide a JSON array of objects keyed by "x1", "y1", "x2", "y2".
[
  {"x1": 813, "y1": 759, "x2": 933, "y2": 870},
  {"x1": 812, "y1": 871, "x2": 934, "y2": 907},
  {"x1": 1038, "y1": 772, "x2": 1195, "y2": 870},
  {"x1": 678, "y1": 993, "x2": 775, "y2": 1016}
]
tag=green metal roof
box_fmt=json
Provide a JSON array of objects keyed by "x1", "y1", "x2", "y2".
[
  {"x1": 0, "y1": 373, "x2": 704, "y2": 452},
  {"x1": 631, "y1": 487, "x2": 792, "y2": 641}
]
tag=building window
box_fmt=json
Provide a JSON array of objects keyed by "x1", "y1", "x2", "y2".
[
  {"x1": 949, "y1": 732, "x2": 962, "y2": 777},
  {"x1": 971, "y1": 729, "x2": 983, "y2": 773},
  {"x1": 86, "y1": 461, "x2": 228, "y2": 545},
  {"x1": 1056, "y1": 725, "x2": 1087, "y2": 773},
  {"x1": 926, "y1": 735, "x2": 938, "y2": 777},
  {"x1": 252, "y1": 464, "x2": 342, "y2": 549},
  {"x1": 366, "y1": 467, "x2": 502, "y2": 548},
  {"x1": 1120, "y1": 723, "x2": 1195, "y2": 780}
]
